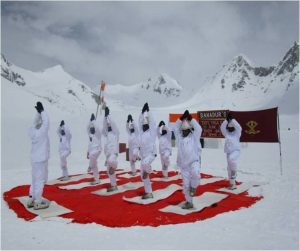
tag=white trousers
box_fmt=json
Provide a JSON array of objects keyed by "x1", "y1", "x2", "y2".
[
  {"x1": 106, "y1": 154, "x2": 118, "y2": 186},
  {"x1": 180, "y1": 161, "x2": 201, "y2": 203},
  {"x1": 160, "y1": 151, "x2": 171, "y2": 177},
  {"x1": 60, "y1": 151, "x2": 70, "y2": 177},
  {"x1": 129, "y1": 148, "x2": 139, "y2": 173},
  {"x1": 226, "y1": 150, "x2": 240, "y2": 185},
  {"x1": 89, "y1": 151, "x2": 101, "y2": 182},
  {"x1": 140, "y1": 154, "x2": 156, "y2": 193},
  {"x1": 29, "y1": 160, "x2": 48, "y2": 203}
]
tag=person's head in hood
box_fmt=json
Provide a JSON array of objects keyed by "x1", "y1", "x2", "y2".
[
  {"x1": 142, "y1": 113, "x2": 149, "y2": 132},
  {"x1": 90, "y1": 126, "x2": 95, "y2": 135},
  {"x1": 226, "y1": 122, "x2": 235, "y2": 133},
  {"x1": 159, "y1": 121, "x2": 167, "y2": 135},
  {"x1": 181, "y1": 120, "x2": 192, "y2": 137},
  {"x1": 129, "y1": 122, "x2": 135, "y2": 133},
  {"x1": 107, "y1": 124, "x2": 112, "y2": 132}
]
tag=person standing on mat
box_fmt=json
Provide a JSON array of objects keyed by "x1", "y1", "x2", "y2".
[
  {"x1": 157, "y1": 120, "x2": 172, "y2": 178},
  {"x1": 27, "y1": 101, "x2": 50, "y2": 210},
  {"x1": 57, "y1": 120, "x2": 72, "y2": 181},
  {"x1": 102, "y1": 106, "x2": 119, "y2": 192},
  {"x1": 220, "y1": 112, "x2": 242, "y2": 190},
  {"x1": 138, "y1": 102, "x2": 157, "y2": 199},
  {"x1": 87, "y1": 113, "x2": 102, "y2": 185},
  {"x1": 126, "y1": 114, "x2": 139, "y2": 176},
  {"x1": 173, "y1": 110, "x2": 202, "y2": 209}
]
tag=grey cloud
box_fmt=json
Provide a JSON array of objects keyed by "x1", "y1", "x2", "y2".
[{"x1": 1, "y1": 1, "x2": 298, "y2": 90}]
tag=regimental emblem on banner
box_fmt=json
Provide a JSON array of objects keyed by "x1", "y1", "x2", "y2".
[{"x1": 245, "y1": 120, "x2": 260, "y2": 134}]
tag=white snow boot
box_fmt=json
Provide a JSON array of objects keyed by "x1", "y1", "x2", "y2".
[
  {"x1": 181, "y1": 201, "x2": 194, "y2": 209},
  {"x1": 34, "y1": 200, "x2": 50, "y2": 210},
  {"x1": 27, "y1": 196, "x2": 34, "y2": 208},
  {"x1": 107, "y1": 186, "x2": 118, "y2": 192},
  {"x1": 142, "y1": 193, "x2": 153, "y2": 200}
]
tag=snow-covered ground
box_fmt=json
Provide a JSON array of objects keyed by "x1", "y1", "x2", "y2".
[{"x1": 1, "y1": 75, "x2": 299, "y2": 249}]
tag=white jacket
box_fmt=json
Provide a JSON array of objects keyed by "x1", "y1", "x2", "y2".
[
  {"x1": 220, "y1": 119, "x2": 242, "y2": 154},
  {"x1": 28, "y1": 111, "x2": 50, "y2": 163},
  {"x1": 57, "y1": 125, "x2": 71, "y2": 156},
  {"x1": 103, "y1": 116, "x2": 119, "y2": 156},
  {"x1": 173, "y1": 119, "x2": 202, "y2": 167},
  {"x1": 138, "y1": 111, "x2": 157, "y2": 158},
  {"x1": 87, "y1": 121, "x2": 102, "y2": 155},
  {"x1": 157, "y1": 126, "x2": 172, "y2": 155},
  {"x1": 126, "y1": 121, "x2": 139, "y2": 152}
]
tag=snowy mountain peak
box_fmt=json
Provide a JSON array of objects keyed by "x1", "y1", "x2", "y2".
[
  {"x1": 276, "y1": 42, "x2": 299, "y2": 75},
  {"x1": 1, "y1": 53, "x2": 26, "y2": 86},
  {"x1": 140, "y1": 73, "x2": 182, "y2": 97},
  {"x1": 1, "y1": 55, "x2": 98, "y2": 114},
  {"x1": 192, "y1": 42, "x2": 299, "y2": 112},
  {"x1": 232, "y1": 54, "x2": 252, "y2": 68}
]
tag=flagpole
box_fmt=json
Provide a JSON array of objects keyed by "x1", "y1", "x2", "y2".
[
  {"x1": 277, "y1": 107, "x2": 283, "y2": 176},
  {"x1": 95, "y1": 82, "x2": 101, "y2": 119},
  {"x1": 96, "y1": 81, "x2": 105, "y2": 119}
]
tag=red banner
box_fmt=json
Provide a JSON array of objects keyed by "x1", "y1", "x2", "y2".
[
  {"x1": 231, "y1": 107, "x2": 279, "y2": 143},
  {"x1": 170, "y1": 108, "x2": 279, "y2": 143},
  {"x1": 198, "y1": 110, "x2": 228, "y2": 138}
]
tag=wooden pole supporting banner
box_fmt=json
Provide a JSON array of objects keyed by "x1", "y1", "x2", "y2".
[{"x1": 277, "y1": 108, "x2": 283, "y2": 176}]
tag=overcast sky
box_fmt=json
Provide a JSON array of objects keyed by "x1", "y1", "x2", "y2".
[{"x1": 1, "y1": 1, "x2": 299, "y2": 90}]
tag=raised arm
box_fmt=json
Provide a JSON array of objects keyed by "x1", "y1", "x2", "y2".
[
  {"x1": 109, "y1": 116, "x2": 120, "y2": 140},
  {"x1": 147, "y1": 111, "x2": 157, "y2": 139},
  {"x1": 220, "y1": 120, "x2": 228, "y2": 137},
  {"x1": 64, "y1": 125, "x2": 72, "y2": 141},
  {"x1": 231, "y1": 119, "x2": 242, "y2": 138},
  {"x1": 157, "y1": 126, "x2": 161, "y2": 139},
  {"x1": 173, "y1": 119, "x2": 182, "y2": 140},
  {"x1": 138, "y1": 113, "x2": 144, "y2": 133},
  {"x1": 39, "y1": 111, "x2": 49, "y2": 135},
  {"x1": 190, "y1": 118, "x2": 202, "y2": 140},
  {"x1": 166, "y1": 126, "x2": 172, "y2": 143},
  {"x1": 57, "y1": 126, "x2": 61, "y2": 138}
]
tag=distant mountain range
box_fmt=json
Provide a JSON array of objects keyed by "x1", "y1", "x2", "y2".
[{"x1": 1, "y1": 42, "x2": 299, "y2": 113}]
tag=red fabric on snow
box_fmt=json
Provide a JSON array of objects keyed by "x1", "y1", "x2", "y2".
[{"x1": 3, "y1": 170, "x2": 262, "y2": 227}]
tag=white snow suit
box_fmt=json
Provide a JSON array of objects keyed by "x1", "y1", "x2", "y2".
[
  {"x1": 28, "y1": 111, "x2": 50, "y2": 204},
  {"x1": 220, "y1": 119, "x2": 242, "y2": 186},
  {"x1": 173, "y1": 118, "x2": 202, "y2": 203},
  {"x1": 138, "y1": 111, "x2": 157, "y2": 194},
  {"x1": 126, "y1": 121, "x2": 140, "y2": 174},
  {"x1": 57, "y1": 125, "x2": 72, "y2": 178},
  {"x1": 157, "y1": 126, "x2": 172, "y2": 177},
  {"x1": 87, "y1": 120, "x2": 102, "y2": 182},
  {"x1": 103, "y1": 116, "x2": 119, "y2": 187}
]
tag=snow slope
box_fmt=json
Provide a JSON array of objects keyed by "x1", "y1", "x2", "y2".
[
  {"x1": 103, "y1": 73, "x2": 185, "y2": 107},
  {"x1": 1, "y1": 54, "x2": 98, "y2": 114},
  {"x1": 1, "y1": 43, "x2": 299, "y2": 249},
  {"x1": 186, "y1": 42, "x2": 299, "y2": 112},
  {"x1": 1, "y1": 71, "x2": 299, "y2": 250}
]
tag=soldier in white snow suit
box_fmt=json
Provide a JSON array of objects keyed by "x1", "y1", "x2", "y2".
[
  {"x1": 220, "y1": 112, "x2": 242, "y2": 190},
  {"x1": 87, "y1": 113, "x2": 102, "y2": 185},
  {"x1": 138, "y1": 103, "x2": 157, "y2": 199},
  {"x1": 27, "y1": 101, "x2": 50, "y2": 210},
  {"x1": 57, "y1": 120, "x2": 72, "y2": 181},
  {"x1": 157, "y1": 120, "x2": 172, "y2": 178},
  {"x1": 126, "y1": 114, "x2": 140, "y2": 176},
  {"x1": 173, "y1": 110, "x2": 202, "y2": 209},
  {"x1": 102, "y1": 107, "x2": 119, "y2": 192}
]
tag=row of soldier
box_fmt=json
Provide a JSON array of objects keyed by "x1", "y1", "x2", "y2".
[{"x1": 27, "y1": 101, "x2": 242, "y2": 210}]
